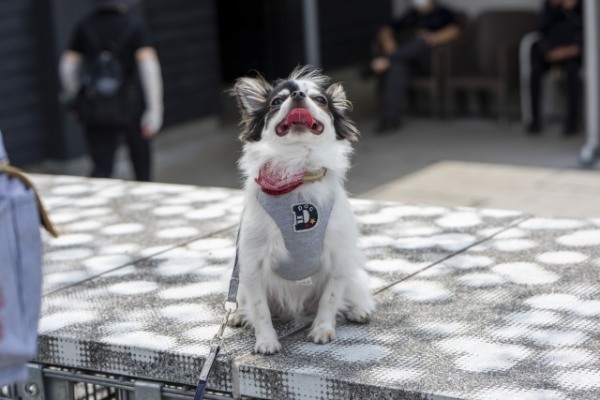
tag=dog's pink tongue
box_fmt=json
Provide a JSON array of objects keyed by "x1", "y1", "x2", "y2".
[{"x1": 286, "y1": 108, "x2": 314, "y2": 127}]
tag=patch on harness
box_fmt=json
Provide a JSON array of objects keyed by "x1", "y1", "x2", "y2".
[{"x1": 292, "y1": 203, "x2": 319, "y2": 232}]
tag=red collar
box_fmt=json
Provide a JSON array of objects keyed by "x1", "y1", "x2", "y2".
[{"x1": 255, "y1": 163, "x2": 327, "y2": 196}]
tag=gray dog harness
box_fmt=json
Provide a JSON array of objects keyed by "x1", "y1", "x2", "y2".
[{"x1": 257, "y1": 190, "x2": 334, "y2": 281}]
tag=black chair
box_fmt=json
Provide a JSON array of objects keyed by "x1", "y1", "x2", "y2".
[
  {"x1": 407, "y1": 12, "x2": 467, "y2": 118},
  {"x1": 446, "y1": 11, "x2": 538, "y2": 121}
]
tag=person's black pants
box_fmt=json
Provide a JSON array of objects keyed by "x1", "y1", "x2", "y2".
[
  {"x1": 86, "y1": 124, "x2": 152, "y2": 181},
  {"x1": 381, "y1": 37, "x2": 431, "y2": 122},
  {"x1": 530, "y1": 43, "x2": 582, "y2": 130}
]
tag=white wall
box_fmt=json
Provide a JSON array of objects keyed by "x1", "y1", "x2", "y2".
[{"x1": 393, "y1": 0, "x2": 544, "y2": 17}]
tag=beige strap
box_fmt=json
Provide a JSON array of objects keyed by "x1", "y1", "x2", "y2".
[
  {"x1": 303, "y1": 168, "x2": 327, "y2": 183},
  {"x1": 0, "y1": 164, "x2": 59, "y2": 238}
]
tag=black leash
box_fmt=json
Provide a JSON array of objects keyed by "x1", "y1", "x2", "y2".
[{"x1": 193, "y1": 226, "x2": 241, "y2": 400}]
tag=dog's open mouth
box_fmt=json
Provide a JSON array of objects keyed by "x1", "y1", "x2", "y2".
[{"x1": 276, "y1": 108, "x2": 324, "y2": 136}]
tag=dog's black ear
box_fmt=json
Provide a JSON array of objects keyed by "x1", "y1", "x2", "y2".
[
  {"x1": 326, "y1": 83, "x2": 360, "y2": 142},
  {"x1": 231, "y1": 75, "x2": 273, "y2": 141}
]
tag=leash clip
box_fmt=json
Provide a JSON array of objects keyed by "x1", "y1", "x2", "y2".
[
  {"x1": 194, "y1": 216, "x2": 243, "y2": 400},
  {"x1": 223, "y1": 300, "x2": 238, "y2": 314}
]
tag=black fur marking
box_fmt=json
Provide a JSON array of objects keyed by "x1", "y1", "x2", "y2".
[
  {"x1": 242, "y1": 81, "x2": 302, "y2": 142},
  {"x1": 244, "y1": 107, "x2": 268, "y2": 142},
  {"x1": 326, "y1": 92, "x2": 360, "y2": 142},
  {"x1": 270, "y1": 81, "x2": 300, "y2": 99}
]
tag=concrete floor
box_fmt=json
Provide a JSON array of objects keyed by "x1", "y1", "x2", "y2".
[
  {"x1": 364, "y1": 160, "x2": 600, "y2": 218},
  {"x1": 150, "y1": 117, "x2": 592, "y2": 195},
  {"x1": 149, "y1": 114, "x2": 598, "y2": 218}
]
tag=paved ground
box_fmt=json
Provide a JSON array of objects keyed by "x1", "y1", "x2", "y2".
[
  {"x1": 32, "y1": 67, "x2": 600, "y2": 218},
  {"x1": 152, "y1": 117, "x2": 599, "y2": 219},
  {"x1": 364, "y1": 160, "x2": 600, "y2": 218}
]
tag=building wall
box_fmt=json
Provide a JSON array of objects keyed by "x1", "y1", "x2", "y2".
[
  {"x1": 217, "y1": 0, "x2": 304, "y2": 82},
  {"x1": 0, "y1": 1, "x2": 56, "y2": 165},
  {"x1": 217, "y1": 0, "x2": 391, "y2": 80},
  {"x1": 1, "y1": 0, "x2": 222, "y2": 165},
  {"x1": 319, "y1": 0, "x2": 392, "y2": 69},
  {"x1": 144, "y1": 0, "x2": 221, "y2": 125}
]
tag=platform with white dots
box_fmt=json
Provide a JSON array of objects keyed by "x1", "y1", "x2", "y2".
[{"x1": 34, "y1": 174, "x2": 600, "y2": 400}]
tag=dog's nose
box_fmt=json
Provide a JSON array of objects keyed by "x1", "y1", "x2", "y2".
[{"x1": 290, "y1": 91, "x2": 306, "y2": 99}]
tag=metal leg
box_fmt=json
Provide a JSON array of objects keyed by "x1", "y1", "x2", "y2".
[
  {"x1": 582, "y1": 0, "x2": 600, "y2": 167},
  {"x1": 520, "y1": 32, "x2": 542, "y2": 126},
  {"x1": 580, "y1": 140, "x2": 599, "y2": 167},
  {"x1": 17, "y1": 365, "x2": 47, "y2": 400}
]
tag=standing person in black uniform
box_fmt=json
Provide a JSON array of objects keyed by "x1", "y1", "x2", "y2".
[
  {"x1": 369, "y1": 0, "x2": 460, "y2": 133},
  {"x1": 528, "y1": 0, "x2": 583, "y2": 136},
  {"x1": 59, "y1": 0, "x2": 163, "y2": 181}
]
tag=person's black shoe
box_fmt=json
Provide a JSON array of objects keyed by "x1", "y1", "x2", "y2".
[
  {"x1": 526, "y1": 122, "x2": 542, "y2": 135},
  {"x1": 376, "y1": 118, "x2": 401, "y2": 134}
]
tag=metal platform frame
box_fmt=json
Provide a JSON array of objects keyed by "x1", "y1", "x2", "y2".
[{"x1": 1, "y1": 365, "x2": 234, "y2": 400}]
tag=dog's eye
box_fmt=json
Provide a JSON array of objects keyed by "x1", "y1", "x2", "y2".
[
  {"x1": 313, "y1": 96, "x2": 327, "y2": 105},
  {"x1": 271, "y1": 97, "x2": 284, "y2": 106}
]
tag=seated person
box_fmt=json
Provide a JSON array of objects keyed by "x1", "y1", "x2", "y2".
[
  {"x1": 528, "y1": 0, "x2": 583, "y2": 135},
  {"x1": 370, "y1": 0, "x2": 460, "y2": 133}
]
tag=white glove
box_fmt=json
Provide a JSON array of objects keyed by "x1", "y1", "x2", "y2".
[
  {"x1": 141, "y1": 108, "x2": 163, "y2": 136},
  {"x1": 58, "y1": 52, "x2": 82, "y2": 100},
  {"x1": 138, "y1": 56, "x2": 163, "y2": 137}
]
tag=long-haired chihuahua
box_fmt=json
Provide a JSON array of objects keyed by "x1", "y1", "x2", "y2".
[{"x1": 229, "y1": 66, "x2": 374, "y2": 354}]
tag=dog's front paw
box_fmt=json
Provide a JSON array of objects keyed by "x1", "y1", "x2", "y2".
[
  {"x1": 345, "y1": 307, "x2": 371, "y2": 324},
  {"x1": 254, "y1": 339, "x2": 282, "y2": 355},
  {"x1": 308, "y1": 325, "x2": 335, "y2": 344}
]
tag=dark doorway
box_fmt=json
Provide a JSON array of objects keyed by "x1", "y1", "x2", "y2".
[{"x1": 216, "y1": 0, "x2": 304, "y2": 82}]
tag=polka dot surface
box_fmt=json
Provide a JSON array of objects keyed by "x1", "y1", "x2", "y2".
[
  {"x1": 556, "y1": 230, "x2": 600, "y2": 247},
  {"x1": 101, "y1": 223, "x2": 145, "y2": 236},
  {"x1": 46, "y1": 248, "x2": 94, "y2": 261},
  {"x1": 435, "y1": 212, "x2": 483, "y2": 228},
  {"x1": 331, "y1": 344, "x2": 390, "y2": 363},
  {"x1": 437, "y1": 337, "x2": 531, "y2": 372},
  {"x1": 153, "y1": 205, "x2": 192, "y2": 216},
  {"x1": 365, "y1": 259, "x2": 424, "y2": 274},
  {"x1": 156, "y1": 227, "x2": 200, "y2": 239},
  {"x1": 444, "y1": 254, "x2": 494, "y2": 269},
  {"x1": 393, "y1": 280, "x2": 453, "y2": 303},
  {"x1": 555, "y1": 369, "x2": 600, "y2": 390},
  {"x1": 492, "y1": 263, "x2": 559, "y2": 285},
  {"x1": 49, "y1": 234, "x2": 94, "y2": 247},
  {"x1": 106, "y1": 281, "x2": 158, "y2": 295},
  {"x1": 536, "y1": 251, "x2": 588, "y2": 265},
  {"x1": 33, "y1": 176, "x2": 600, "y2": 399},
  {"x1": 520, "y1": 218, "x2": 586, "y2": 230},
  {"x1": 104, "y1": 331, "x2": 176, "y2": 351},
  {"x1": 458, "y1": 273, "x2": 505, "y2": 288},
  {"x1": 491, "y1": 239, "x2": 538, "y2": 252},
  {"x1": 158, "y1": 281, "x2": 223, "y2": 300},
  {"x1": 185, "y1": 207, "x2": 227, "y2": 220},
  {"x1": 83, "y1": 255, "x2": 132, "y2": 273},
  {"x1": 541, "y1": 348, "x2": 597, "y2": 367},
  {"x1": 474, "y1": 388, "x2": 568, "y2": 400}
]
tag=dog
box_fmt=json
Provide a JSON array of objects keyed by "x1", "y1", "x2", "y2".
[{"x1": 229, "y1": 66, "x2": 374, "y2": 355}]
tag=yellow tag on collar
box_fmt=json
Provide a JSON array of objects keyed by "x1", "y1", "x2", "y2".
[{"x1": 303, "y1": 168, "x2": 327, "y2": 183}]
